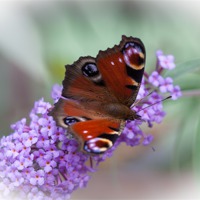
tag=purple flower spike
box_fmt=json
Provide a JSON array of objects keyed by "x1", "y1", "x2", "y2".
[
  {"x1": 0, "y1": 97, "x2": 93, "y2": 199},
  {"x1": 0, "y1": 49, "x2": 181, "y2": 200}
]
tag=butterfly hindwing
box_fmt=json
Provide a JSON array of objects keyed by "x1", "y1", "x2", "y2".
[
  {"x1": 70, "y1": 119, "x2": 124, "y2": 154},
  {"x1": 49, "y1": 98, "x2": 103, "y2": 129},
  {"x1": 49, "y1": 98, "x2": 124, "y2": 154}
]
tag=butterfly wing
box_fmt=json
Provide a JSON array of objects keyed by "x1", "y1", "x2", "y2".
[
  {"x1": 49, "y1": 98, "x2": 124, "y2": 154},
  {"x1": 61, "y1": 56, "x2": 118, "y2": 105},
  {"x1": 70, "y1": 119, "x2": 124, "y2": 154},
  {"x1": 48, "y1": 98, "x2": 97, "y2": 129},
  {"x1": 96, "y1": 35, "x2": 146, "y2": 106}
]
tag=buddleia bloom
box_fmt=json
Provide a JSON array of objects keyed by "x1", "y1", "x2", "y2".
[{"x1": 0, "y1": 51, "x2": 181, "y2": 200}]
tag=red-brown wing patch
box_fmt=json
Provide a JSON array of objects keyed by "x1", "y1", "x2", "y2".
[
  {"x1": 70, "y1": 119, "x2": 124, "y2": 154},
  {"x1": 97, "y1": 35, "x2": 145, "y2": 106},
  {"x1": 61, "y1": 56, "x2": 118, "y2": 104},
  {"x1": 70, "y1": 119, "x2": 121, "y2": 141},
  {"x1": 48, "y1": 98, "x2": 102, "y2": 129}
]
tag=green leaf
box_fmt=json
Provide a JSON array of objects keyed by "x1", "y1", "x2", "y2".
[
  {"x1": 192, "y1": 109, "x2": 200, "y2": 178},
  {"x1": 171, "y1": 99, "x2": 200, "y2": 170},
  {"x1": 165, "y1": 59, "x2": 200, "y2": 79},
  {"x1": 175, "y1": 74, "x2": 200, "y2": 90}
]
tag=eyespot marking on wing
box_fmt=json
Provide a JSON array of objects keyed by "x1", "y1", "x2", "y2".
[{"x1": 123, "y1": 42, "x2": 145, "y2": 70}]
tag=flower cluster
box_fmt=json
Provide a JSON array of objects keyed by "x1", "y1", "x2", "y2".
[
  {"x1": 0, "y1": 50, "x2": 181, "y2": 200},
  {"x1": 0, "y1": 99, "x2": 91, "y2": 200}
]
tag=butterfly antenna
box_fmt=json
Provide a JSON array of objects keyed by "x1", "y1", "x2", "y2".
[
  {"x1": 137, "y1": 95, "x2": 171, "y2": 112},
  {"x1": 131, "y1": 90, "x2": 155, "y2": 109},
  {"x1": 151, "y1": 146, "x2": 156, "y2": 152}
]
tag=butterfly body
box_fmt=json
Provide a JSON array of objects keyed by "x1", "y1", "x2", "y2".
[{"x1": 49, "y1": 35, "x2": 145, "y2": 154}]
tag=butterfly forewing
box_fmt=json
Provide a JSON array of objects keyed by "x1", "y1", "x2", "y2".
[
  {"x1": 61, "y1": 56, "x2": 118, "y2": 105},
  {"x1": 97, "y1": 35, "x2": 145, "y2": 106}
]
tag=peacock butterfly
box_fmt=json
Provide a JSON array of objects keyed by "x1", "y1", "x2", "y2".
[{"x1": 48, "y1": 35, "x2": 146, "y2": 155}]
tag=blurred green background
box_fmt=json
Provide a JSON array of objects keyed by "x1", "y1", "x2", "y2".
[{"x1": 0, "y1": 0, "x2": 200, "y2": 199}]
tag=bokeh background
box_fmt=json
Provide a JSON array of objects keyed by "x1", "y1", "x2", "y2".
[{"x1": 0, "y1": 0, "x2": 200, "y2": 199}]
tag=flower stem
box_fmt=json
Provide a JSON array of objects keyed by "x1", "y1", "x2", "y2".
[
  {"x1": 182, "y1": 89, "x2": 200, "y2": 97},
  {"x1": 143, "y1": 71, "x2": 149, "y2": 79}
]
